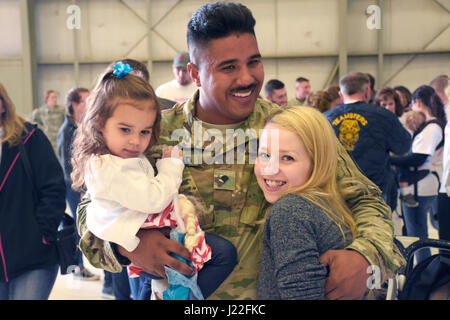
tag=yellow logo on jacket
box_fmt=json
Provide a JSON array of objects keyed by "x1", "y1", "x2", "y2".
[{"x1": 332, "y1": 113, "x2": 368, "y2": 151}]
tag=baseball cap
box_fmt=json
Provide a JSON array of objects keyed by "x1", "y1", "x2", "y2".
[{"x1": 173, "y1": 51, "x2": 190, "y2": 69}]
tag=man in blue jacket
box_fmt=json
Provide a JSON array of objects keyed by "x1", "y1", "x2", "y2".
[{"x1": 325, "y1": 72, "x2": 411, "y2": 211}]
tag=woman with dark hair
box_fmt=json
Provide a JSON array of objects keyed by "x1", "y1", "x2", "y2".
[
  {"x1": 56, "y1": 87, "x2": 100, "y2": 281},
  {"x1": 390, "y1": 85, "x2": 447, "y2": 263},
  {"x1": 394, "y1": 86, "x2": 412, "y2": 113},
  {"x1": 58, "y1": 87, "x2": 89, "y2": 219},
  {"x1": 0, "y1": 83, "x2": 66, "y2": 299},
  {"x1": 305, "y1": 90, "x2": 333, "y2": 113},
  {"x1": 374, "y1": 87, "x2": 404, "y2": 117},
  {"x1": 324, "y1": 85, "x2": 343, "y2": 110}
]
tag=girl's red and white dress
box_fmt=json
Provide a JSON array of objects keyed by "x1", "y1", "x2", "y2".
[{"x1": 84, "y1": 154, "x2": 211, "y2": 278}]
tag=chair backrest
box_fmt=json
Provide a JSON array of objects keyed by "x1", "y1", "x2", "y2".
[{"x1": 394, "y1": 236, "x2": 450, "y2": 300}]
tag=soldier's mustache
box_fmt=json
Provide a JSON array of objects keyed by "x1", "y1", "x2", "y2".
[{"x1": 230, "y1": 83, "x2": 257, "y2": 93}]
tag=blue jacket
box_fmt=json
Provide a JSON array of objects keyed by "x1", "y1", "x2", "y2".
[{"x1": 324, "y1": 101, "x2": 411, "y2": 189}]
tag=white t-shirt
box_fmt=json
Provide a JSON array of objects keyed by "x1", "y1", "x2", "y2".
[
  {"x1": 155, "y1": 80, "x2": 197, "y2": 103},
  {"x1": 412, "y1": 122, "x2": 443, "y2": 196},
  {"x1": 85, "y1": 154, "x2": 184, "y2": 251}
]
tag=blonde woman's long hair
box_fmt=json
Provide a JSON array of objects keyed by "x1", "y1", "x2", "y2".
[
  {"x1": 70, "y1": 65, "x2": 161, "y2": 192},
  {"x1": 0, "y1": 83, "x2": 27, "y2": 147},
  {"x1": 265, "y1": 106, "x2": 362, "y2": 238}
]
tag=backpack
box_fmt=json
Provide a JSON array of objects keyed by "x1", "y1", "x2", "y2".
[{"x1": 411, "y1": 119, "x2": 445, "y2": 197}]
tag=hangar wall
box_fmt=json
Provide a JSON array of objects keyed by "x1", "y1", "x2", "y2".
[{"x1": 0, "y1": 0, "x2": 449, "y2": 116}]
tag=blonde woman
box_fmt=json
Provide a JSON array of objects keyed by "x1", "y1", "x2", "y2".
[
  {"x1": 0, "y1": 83, "x2": 66, "y2": 299},
  {"x1": 256, "y1": 106, "x2": 368, "y2": 300}
]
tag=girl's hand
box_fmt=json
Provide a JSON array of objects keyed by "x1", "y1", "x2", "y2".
[{"x1": 162, "y1": 145, "x2": 183, "y2": 160}]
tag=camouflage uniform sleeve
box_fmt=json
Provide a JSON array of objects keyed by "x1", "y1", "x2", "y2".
[
  {"x1": 336, "y1": 140, "x2": 406, "y2": 283},
  {"x1": 29, "y1": 108, "x2": 43, "y2": 129},
  {"x1": 76, "y1": 195, "x2": 123, "y2": 273}
]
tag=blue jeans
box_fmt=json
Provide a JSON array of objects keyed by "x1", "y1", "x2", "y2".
[
  {"x1": 129, "y1": 276, "x2": 144, "y2": 300},
  {"x1": 65, "y1": 182, "x2": 84, "y2": 267},
  {"x1": 112, "y1": 267, "x2": 132, "y2": 300},
  {"x1": 0, "y1": 264, "x2": 59, "y2": 300},
  {"x1": 402, "y1": 195, "x2": 437, "y2": 264}
]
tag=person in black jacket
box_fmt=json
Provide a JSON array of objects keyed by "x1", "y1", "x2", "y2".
[
  {"x1": 0, "y1": 82, "x2": 66, "y2": 299},
  {"x1": 57, "y1": 87, "x2": 100, "y2": 282},
  {"x1": 324, "y1": 72, "x2": 412, "y2": 211}
]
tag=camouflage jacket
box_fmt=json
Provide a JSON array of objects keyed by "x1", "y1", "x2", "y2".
[
  {"x1": 29, "y1": 105, "x2": 65, "y2": 155},
  {"x1": 286, "y1": 97, "x2": 306, "y2": 107},
  {"x1": 77, "y1": 91, "x2": 405, "y2": 300}
]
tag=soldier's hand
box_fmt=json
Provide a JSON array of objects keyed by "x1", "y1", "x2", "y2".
[
  {"x1": 319, "y1": 249, "x2": 370, "y2": 300},
  {"x1": 117, "y1": 228, "x2": 194, "y2": 278}
]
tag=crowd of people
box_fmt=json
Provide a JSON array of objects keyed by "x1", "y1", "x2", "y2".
[
  {"x1": 0, "y1": 1, "x2": 448, "y2": 301},
  {"x1": 270, "y1": 73, "x2": 449, "y2": 261}
]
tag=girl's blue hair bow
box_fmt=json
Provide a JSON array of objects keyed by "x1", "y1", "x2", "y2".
[{"x1": 113, "y1": 61, "x2": 133, "y2": 79}]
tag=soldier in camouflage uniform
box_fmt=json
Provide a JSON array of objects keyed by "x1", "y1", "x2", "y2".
[
  {"x1": 76, "y1": 2, "x2": 405, "y2": 300},
  {"x1": 29, "y1": 90, "x2": 65, "y2": 156}
]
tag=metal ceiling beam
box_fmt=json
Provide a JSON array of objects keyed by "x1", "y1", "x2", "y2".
[
  {"x1": 324, "y1": 60, "x2": 340, "y2": 89},
  {"x1": 274, "y1": 0, "x2": 279, "y2": 77},
  {"x1": 35, "y1": 47, "x2": 450, "y2": 65},
  {"x1": 381, "y1": 0, "x2": 449, "y2": 86},
  {"x1": 71, "y1": 0, "x2": 80, "y2": 86},
  {"x1": 118, "y1": 0, "x2": 182, "y2": 58},
  {"x1": 432, "y1": 0, "x2": 450, "y2": 14},
  {"x1": 19, "y1": 0, "x2": 37, "y2": 112},
  {"x1": 146, "y1": 0, "x2": 153, "y2": 74},
  {"x1": 382, "y1": 23, "x2": 450, "y2": 87},
  {"x1": 377, "y1": 0, "x2": 386, "y2": 90},
  {"x1": 338, "y1": 0, "x2": 348, "y2": 79}
]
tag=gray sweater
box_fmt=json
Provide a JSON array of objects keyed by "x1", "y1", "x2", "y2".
[{"x1": 257, "y1": 194, "x2": 352, "y2": 300}]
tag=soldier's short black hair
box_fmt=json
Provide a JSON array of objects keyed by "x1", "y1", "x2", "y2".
[
  {"x1": 265, "y1": 79, "x2": 285, "y2": 97},
  {"x1": 187, "y1": 2, "x2": 256, "y2": 51}
]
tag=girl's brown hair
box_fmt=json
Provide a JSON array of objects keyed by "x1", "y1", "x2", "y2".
[
  {"x1": 305, "y1": 90, "x2": 333, "y2": 113},
  {"x1": 71, "y1": 65, "x2": 161, "y2": 191},
  {"x1": 0, "y1": 83, "x2": 28, "y2": 147}
]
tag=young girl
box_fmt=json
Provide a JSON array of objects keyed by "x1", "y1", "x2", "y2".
[
  {"x1": 70, "y1": 61, "x2": 236, "y2": 300},
  {"x1": 393, "y1": 110, "x2": 426, "y2": 208},
  {"x1": 255, "y1": 106, "x2": 368, "y2": 300}
]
